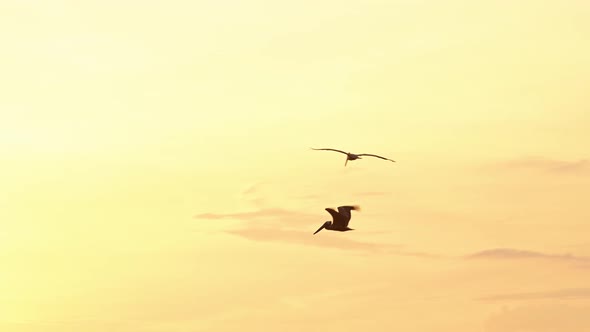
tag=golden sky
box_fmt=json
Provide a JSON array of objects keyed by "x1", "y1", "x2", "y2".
[{"x1": 1, "y1": 0, "x2": 590, "y2": 331}]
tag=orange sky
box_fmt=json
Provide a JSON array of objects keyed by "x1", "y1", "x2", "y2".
[{"x1": 1, "y1": 0, "x2": 590, "y2": 331}]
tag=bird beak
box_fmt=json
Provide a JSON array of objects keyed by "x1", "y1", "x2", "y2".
[{"x1": 313, "y1": 223, "x2": 326, "y2": 235}]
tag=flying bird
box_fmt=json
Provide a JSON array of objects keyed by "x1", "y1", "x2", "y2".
[
  {"x1": 313, "y1": 205, "x2": 361, "y2": 235},
  {"x1": 311, "y1": 148, "x2": 395, "y2": 166}
]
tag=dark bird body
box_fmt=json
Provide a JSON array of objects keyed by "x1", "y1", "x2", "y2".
[
  {"x1": 313, "y1": 205, "x2": 360, "y2": 235},
  {"x1": 311, "y1": 148, "x2": 395, "y2": 166}
]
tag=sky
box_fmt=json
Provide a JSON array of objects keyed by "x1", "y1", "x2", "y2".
[{"x1": 1, "y1": 0, "x2": 589, "y2": 331}]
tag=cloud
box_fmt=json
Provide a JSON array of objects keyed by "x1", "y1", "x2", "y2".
[
  {"x1": 241, "y1": 182, "x2": 263, "y2": 196},
  {"x1": 194, "y1": 208, "x2": 317, "y2": 222},
  {"x1": 227, "y1": 227, "x2": 393, "y2": 253},
  {"x1": 196, "y1": 209, "x2": 589, "y2": 263},
  {"x1": 492, "y1": 156, "x2": 590, "y2": 174},
  {"x1": 485, "y1": 304, "x2": 590, "y2": 332},
  {"x1": 239, "y1": 181, "x2": 269, "y2": 208},
  {"x1": 478, "y1": 288, "x2": 590, "y2": 302},
  {"x1": 227, "y1": 226, "x2": 441, "y2": 258},
  {"x1": 466, "y1": 248, "x2": 590, "y2": 265},
  {"x1": 195, "y1": 207, "x2": 438, "y2": 258}
]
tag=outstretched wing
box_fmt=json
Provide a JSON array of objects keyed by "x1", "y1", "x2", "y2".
[
  {"x1": 337, "y1": 205, "x2": 360, "y2": 227},
  {"x1": 325, "y1": 208, "x2": 346, "y2": 228},
  {"x1": 357, "y1": 153, "x2": 395, "y2": 162},
  {"x1": 311, "y1": 148, "x2": 349, "y2": 156}
]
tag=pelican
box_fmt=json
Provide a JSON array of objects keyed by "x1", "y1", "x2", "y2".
[
  {"x1": 313, "y1": 205, "x2": 361, "y2": 235},
  {"x1": 311, "y1": 148, "x2": 396, "y2": 166}
]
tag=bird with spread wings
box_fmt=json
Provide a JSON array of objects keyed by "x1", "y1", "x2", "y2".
[
  {"x1": 313, "y1": 205, "x2": 361, "y2": 235},
  {"x1": 311, "y1": 148, "x2": 395, "y2": 166}
]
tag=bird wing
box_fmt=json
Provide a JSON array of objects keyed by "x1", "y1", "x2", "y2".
[
  {"x1": 337, "y1": 205, "x2": 360, "y2": 227},
  {"x1": 311, "y1": 148, "x2": 349, "y2": 155},
  {"x1": 325, "y1": 208, "x2": 346, "y2": 228},
  {"x1": 356, "y1": 153, "x2": 395, "y2": 162}
]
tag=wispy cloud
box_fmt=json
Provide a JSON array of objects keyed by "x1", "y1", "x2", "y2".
[
  {"x1": 195, "y1": 207, "x2": 438, "y2": 258},
  {"x1": 239, "y1": 181, "x2": 270, "y2": 208},
  {"x1": 466, "y1": 248, "x2": 590, "y2": 264},
  {"x1": 228, "y1": 226, "x2": 441, "y2": 258},
  {"x1": 227, "y1": 227, "x2": 394, "y2": 253},
  {"x1": 196, "y1": 208, "x2": 589, "y2": 262},
  {"x1": 478, "y1": 288, "x2": 590, "y2": 302},
  {"x1": 195, "y1": 208, "x2": 388, "y2": 250},
  {"x1": 491, "y1": 156, "x2": 590, "y2": 174},
  {"x1": 485, "y1": 304, "x2": 590, "y2": 332},
  {"x1": 241, "y1": 182, "x2": 263, "y2": 197},
  {"x1": 194, "y1": 208, "x2": 317, "y2": 222}
]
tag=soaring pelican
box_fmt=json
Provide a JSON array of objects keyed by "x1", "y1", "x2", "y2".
[
  {"x1": 311, "y1": 148, "x2": 395, "y2": 166},
  {"x1": 313, "y1": 205, "x2": 361, "y2": 235}
]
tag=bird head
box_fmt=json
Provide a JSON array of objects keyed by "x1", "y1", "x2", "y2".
[{"x1": 313, "y1": 221, "x2": 331, "y2": 235}]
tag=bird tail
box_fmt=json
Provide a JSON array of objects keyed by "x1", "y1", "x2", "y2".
[{"x1": 352, "y1": 205, "x2": 361, "y2": 211}]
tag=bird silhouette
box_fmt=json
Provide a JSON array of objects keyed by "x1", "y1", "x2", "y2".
[
  {"x1": 313, "y1": 205, "x2": 361, "y2": 235},
  {"x1": 311, "y1": 148, "x2": 395, "y2": 166}
]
